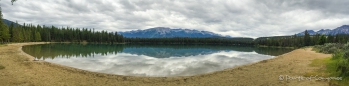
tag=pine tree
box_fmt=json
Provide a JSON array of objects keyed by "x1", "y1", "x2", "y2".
[
  {"x1": 34, "y1": 32, "x2": 41, "y2": 42},
  {"x1": 11, "y1": 22, "x2": 23, "y2": 42},
  {"x1": 304, "y1": 30, "x2": 311, "y2": 46},
  {"x1": 318, "y1": 35, "x2": 327, "y2": 45},
  {"x1": 9, "y1": 22, "x2": 14, "y2": 41},
  {"x1": 0, "y1": 7, "x2": 11, "y2": 43}
]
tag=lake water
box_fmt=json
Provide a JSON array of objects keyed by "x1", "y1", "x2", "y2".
[{"x1": 22, "y1": 43, "x2": 293, "y2": 77}]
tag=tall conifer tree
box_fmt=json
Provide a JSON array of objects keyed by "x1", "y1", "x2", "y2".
[
  {"x1": 0, "y1": 7, "x2": 11, "y2": 43},
  {"x1": 304, "y1": 30, "x2": 311, "y2": 46}
]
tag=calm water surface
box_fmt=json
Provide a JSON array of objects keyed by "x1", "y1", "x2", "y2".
[{"x1": 22, "y1": 43, "x2": 293, "y2": 77}]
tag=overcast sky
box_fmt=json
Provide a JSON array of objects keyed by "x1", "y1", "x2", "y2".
[{"x1": 1, "y1": 0, "x2": 349, "y2": 38}]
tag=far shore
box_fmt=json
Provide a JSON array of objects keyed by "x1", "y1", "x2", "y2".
[{"x1": 0, "y1": 42, "x2": 331, "y2": 86}]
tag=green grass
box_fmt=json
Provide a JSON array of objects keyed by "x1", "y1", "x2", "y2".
[
  {"x1": 309, "y1": 58, "x2": 331, "y2": 67},
  {"x1": 0, "y1": 44, "x2": 7, "y2": 47},
  {"x1": 307, "y1": 57, "x2": 349, "y2": 86},
  {"x1": 327, "y1": 58, "x2": 349, "y2": 86},
  {"x1": 305, "y1": 58, "x2": 331, "y2": 77},
  {"x1": 311, "y1": 42, "x2": 349, "y2": 85}
]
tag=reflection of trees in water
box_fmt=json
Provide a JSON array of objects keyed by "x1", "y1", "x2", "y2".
[
  {"x1": 22, "y1": 43, "x2": 124, "y2": 60},
  {"x1": 254, "y1": 47, "x2": 294, "y2": 56},
  {"x1": 22, "y1": 43, "x2": 294, "y2": 59}
]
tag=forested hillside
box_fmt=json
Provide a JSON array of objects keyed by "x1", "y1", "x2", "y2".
[
  {"x1": 3, "y1": 19, "x2": 15, "y2": 26},
  {"x1": 256, "y1": 30, "x2": 349, "y2": 47},
  {"x1": 125, "y1": 37, "x2": 254, "y2": 45},
  {"x1": 8, "y1": 22, "x2": 124, "y2": 43},
  {"x1": 0, "y1": 10, "x2": 124, "y2": 43},
  {"x1": 0, "y1": 10, "x2": 10, "y2": 43}
]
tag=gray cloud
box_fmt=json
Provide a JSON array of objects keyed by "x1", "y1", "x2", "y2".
[{"x1": 1, "y1": 0, "x2": 349, "y2": 37}]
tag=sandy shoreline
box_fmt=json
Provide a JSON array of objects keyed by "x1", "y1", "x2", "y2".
[{"x1": 0, "y1": 42, "x2": 331, "y2": 86}]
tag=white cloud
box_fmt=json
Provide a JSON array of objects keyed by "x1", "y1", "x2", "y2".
[{"x1": 1, "y1": 0, "x2": 349, "y2": 37}]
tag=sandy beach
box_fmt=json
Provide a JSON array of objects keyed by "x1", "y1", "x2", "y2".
[{"x1": 0, "y1": 42, "x2": 332, "y2": 86}]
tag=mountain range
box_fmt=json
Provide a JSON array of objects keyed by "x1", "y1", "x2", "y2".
[
  {"x1": 2, "y1": 19, "x2": 16, "y2": 26},
  {"x1": 296, "y1": 25, "x2": 349, "y2": 36},
  {"x1": 119, "y1": 27, "x2": 231, "y2": 38}
]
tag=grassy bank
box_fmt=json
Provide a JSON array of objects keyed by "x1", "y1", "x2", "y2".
[
  {"x1": 307, "y1": 58, "x2": 349, "y2": 86},
  {"x1": 312, "y1": 43, "x2": 349, "y2": 86}
]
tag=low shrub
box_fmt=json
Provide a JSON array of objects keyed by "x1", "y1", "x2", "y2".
[
  {"x1": 327, "y1": 47, "x2": 340, "y2": 54},
  {"x1": 343, "y1": 42, "x2": 349, "y2": 50},
  {"x1": 336, "y1": 58, "x2": 349, "y2": 77},
  {"x1": 343, "y1": 51, "x2": 349, "y2": 59},
  {"x1": 314, "y1": 43, "x2": 346, "y2": 54},
  {"x1": 332, "y1": 51, "x2": 344, "y2": 60}
]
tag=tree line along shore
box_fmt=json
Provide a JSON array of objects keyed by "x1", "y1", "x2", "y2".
[{"x1": 1, "y1": 20, "x2": 349, "y2": 47}]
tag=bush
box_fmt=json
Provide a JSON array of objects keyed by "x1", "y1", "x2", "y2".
[
  {"x1": 336, "y1": 58, "x2": 349, "y2": 77},
  {"x1": 327, "y1": 47, "x2": 340, "y2": 54},
  {"x1": 314, "y1": 43, "x2": 344, "y2": 54},
  {"x1": 332, "y1": 51, "x2": 344, "y2": 60},
  {"x1": 344, "y1": 51, "x2": 349, "y2": 59},
  {"x1": 343, "y1": 42, "x2": 349, "y2": 50}
]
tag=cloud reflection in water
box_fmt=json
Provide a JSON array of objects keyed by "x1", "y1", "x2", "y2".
[{"x1": 42, "y1": 51, "x2": 273, "y2": 77}]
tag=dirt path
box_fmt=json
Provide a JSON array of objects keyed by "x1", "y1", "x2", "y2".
[{"x1": 0, "y1": 43, "x2": 331, "y2": 86}]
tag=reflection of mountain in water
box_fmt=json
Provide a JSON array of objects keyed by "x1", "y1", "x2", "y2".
[
  {"x1": 22, "y1": 43, "x2": 294, "y2": 59},
  {"x1": 122, "y1": 44, "x2": 256, "y2": 58},
  {"x1": 123, "y1": 48, "x2": 217, "y2": 58}
]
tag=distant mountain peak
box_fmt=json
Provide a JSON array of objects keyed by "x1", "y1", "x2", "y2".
[
  {"x1": 306, "y1": 30, "x2": 315, "y2": 33},
  {"x1": 339, "y1": 25, "x2": 349, "y2": 28},
  {"x1": 296, "y1": 25, "x2": 349, "y2": 36},
  {"x1": 319, "y1": 29, "x2": 331, "y2": 31},
  {"x1": 149, "y1": 27, "x2": 171, "y2": 30},
  {"x1": 2, "y1": 19, "x2": 17, "y2": 26},
  {"x1": 119, "y1": 27, "x2": 230, "y2": 38},
  {"x1": 296, "y1": 30, "x2": 317, "y2": 36}
]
